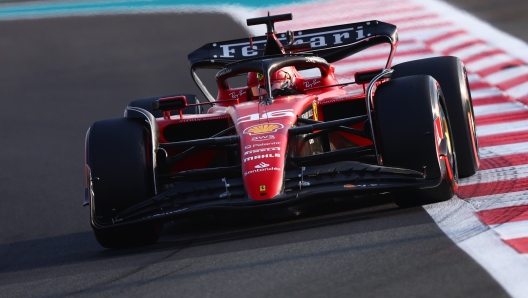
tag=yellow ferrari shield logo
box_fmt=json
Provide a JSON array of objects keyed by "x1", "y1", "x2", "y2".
[
  {"x1": 312, "y1": 101, "x2": 318, "y2": 120},
  {"x1": 243, "y1": 123, "x2": 284, "y2": 135},
  {"x1": 260, "y1": 185, "x2": 266, "y2": 192}
]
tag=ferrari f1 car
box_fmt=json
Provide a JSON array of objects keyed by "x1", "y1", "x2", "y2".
[{"x1": 84, "y1": 13, "x2": 479, "y2": 248}]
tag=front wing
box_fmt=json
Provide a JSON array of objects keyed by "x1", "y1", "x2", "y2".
[{"x1": 90, "y1": 161, "x2": 440, "y2": 229}]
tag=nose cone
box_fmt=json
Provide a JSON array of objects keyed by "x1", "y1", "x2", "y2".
[
  {"x1": 239, "y1": 122, "x2": 289, "y2": 200},
  {"x1": 230, "y1": 99, "x2": 311, "y2": 200}
]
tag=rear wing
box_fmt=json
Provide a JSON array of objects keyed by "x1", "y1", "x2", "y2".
[
  {"x1": 188, "y1": 20, "x2": 398, "y2": 102},
  {"x1": 188, "y1": 20, "x2": 397, "y2": 67}
]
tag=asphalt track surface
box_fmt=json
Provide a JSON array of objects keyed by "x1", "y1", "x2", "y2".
[{"x1": 0, "y1": 2, "x2": 525, "y2": 297}]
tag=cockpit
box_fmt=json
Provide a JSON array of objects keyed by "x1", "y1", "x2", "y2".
[{"x1": 215, "y1": 55, "x2": 338, "y2": 103}]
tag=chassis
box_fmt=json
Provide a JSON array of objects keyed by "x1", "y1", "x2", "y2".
[{"x1": 84, "y1": 13, "x2": 479, "y2": 248}]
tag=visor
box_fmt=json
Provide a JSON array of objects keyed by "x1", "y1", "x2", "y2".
[{"x1": 250, "y1": 80, "x2": 291, "y2": 98}]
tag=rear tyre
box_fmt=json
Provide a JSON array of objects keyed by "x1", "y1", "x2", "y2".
[
  {"x1": 87, "y1": 118, "x2": 162, "y2": 248},
  {"x1": 374, "y1": 75, "x2": 457, "y2": 207},
  {"x1": 392, "y1": 56, "x2": 479, "y2": 177}
]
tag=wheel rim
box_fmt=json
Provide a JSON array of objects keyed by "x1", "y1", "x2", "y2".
[{"x1": 440, "y1": 104, "x2": 457, "y2": 183}]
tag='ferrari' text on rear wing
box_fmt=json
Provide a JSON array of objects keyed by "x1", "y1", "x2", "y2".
[{"x1": 188, "y1": 20, "x2": 398, "y2": 68}]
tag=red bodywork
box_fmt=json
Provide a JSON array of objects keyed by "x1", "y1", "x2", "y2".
[
  {"x1": 153, "y1": 16, "x2": 393, "y2": 201},
  {"x1": 157, "y1": 69, "x2": 374, "y2": 200}
]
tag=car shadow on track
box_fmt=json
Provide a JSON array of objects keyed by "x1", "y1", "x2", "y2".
[{"x1": 0, "y1": 195, "x2": 436, "y2": 276}]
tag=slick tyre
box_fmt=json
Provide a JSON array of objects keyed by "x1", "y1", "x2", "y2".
[
  {"x1": 392, "y1": 56, "x2": 479, "y2": 177},
  {"x1": 87, "y1": 118, "x2": 161, "y2": 248},
  {"x1": 374, "y1": 75, "x2": 457, "y2": 207},
  {"x1": 128, "y1": 93, "x2": 202, "y2": 118}
]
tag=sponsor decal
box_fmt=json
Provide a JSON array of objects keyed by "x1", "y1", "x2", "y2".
[
  {"x1": 244, "y1": 147, "x2": 280, "y2": 155},
  {"x1": 344, "y1": 184, "x2": 356, "y2": 188},
  {"x1": 216, "y1": 68, "x2": 232, "y2": 77},
  {"x1": 237, "y1": 109, "x2": 295, "y2": 123},
  {"x1": 213, "y1": 26, "x2": 372, "y2": 59},
  {"x1": 356, "y1": 27, "x2": 365, "y2": 39},
  {"x1": 177, "y1": 116, "x2": 227, "y2": 122},
  {"x1": 304, "y1": 79, "x2": 320, "y2": 88},
  {"x1": 244, "y1": 142, "x2": 280, "y2": 149},
  {"x1": 243, "y1": 153, "x2": 281, "y2": 163},
  {"x1": 319, "y1": 95, "x2": 359, "y2": 105},
  {"x1": 255, "y1": 162, "x2": 269, "y2": 169},
  {"x1": 300, "y1": 109, "x2": 313, "y2": 119},
  {"x1": 320, "y1": 98, "x2": 344, "y2": 104},
  {"x1": 229, "y1": 90, "x2": 246, "y2": 99},
  {"x1": 252, "y1": 135, "x2": 276, "y2": 141},
  {"x1": 244, "y1": 166, "x2": 281, "y2": 176},
  {"x1": 305, "y1": 56, "x2": 326, "y2": 64},
  {"x1": 243, "y1": 123, "x2": 284, "y2": 135}
]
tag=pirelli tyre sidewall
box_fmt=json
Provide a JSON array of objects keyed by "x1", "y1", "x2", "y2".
[
  {"x1": 86, "y1": 118, "x2": 161, "y2": 248},
  {"x1": 374, "y1": 75, "x2": 457, "y2": 207},
  {"x1": 391, "y1": 56, "x2": 479, "y2": 178}
]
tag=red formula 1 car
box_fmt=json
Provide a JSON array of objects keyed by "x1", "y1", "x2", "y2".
[{"x1": 84, "y1": 13, "x2": 479, "y2": 248}]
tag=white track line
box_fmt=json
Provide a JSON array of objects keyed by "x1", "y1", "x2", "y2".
[
  {"x1": 465, "y1": 53, "x2": 518, "y2": 72},
  {"x1": 344, "y1": 42, "x2": 426, "y2": 58},
  {"x1": 507, "y1": 81, "x2": 528, "y2": 99},
  {"x1": 467, "y1": 73, "x2": 482, "y2": 83},
  {"x1": 480, "y1": 142, "x2": 528, "y2": 159},
  {"x1": 284, "y1": 10, "x2": 434, "y2": 30},
  {"x1": 485, "y1": 66, "x2": 528, "y2": 85},
  {"x1": 473, "y1": 102, "x2": 527, "y2": 116},
  {"x1": 477, "y1": 119, "x2": 528, "y2": 137},
  {"x1": 450, "y1": 44, "x2": 493, "y2": 60},
  {"x1": 459, "y1": 164, "x2": 528, "y2": 186},
  {"x1": 409, "y1": 0, "x2": 528, "y2": 64},
  {"x1": 429, "y1": 34, "x2": 476, "y2": 52},
  {"x1": 492, "y1": 220, "x2": 528, "y2": 240},
  {"x1": 424, "y1": 197, "x2": 528, "y2": 298},
  {"x1": 405, "y1": 0, "x2": 528, "y2": 295},
  {"x1": 471, "y1": 88, "x2": 505, "y2": 99},
  {"x1": 399, "y1": 27, "x2": 456, "y2": 42},
  {"x1": 274, "y1": 1, "x2": 425, "y2": 20},
  {"x1": 466, "y1": 190, "x2": 528, "y2": 211},
  {"x1": 396, "y1": 19, "x2": 451, "y2": 31}
]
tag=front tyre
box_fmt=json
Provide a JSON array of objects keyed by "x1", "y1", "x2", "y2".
[
  {"x1": 375, "y1": 75, "x2": 457, "y2": 207},
  {"x1": 392, "y1": 56, "x2": 479, "y2": 177},
  {"x1": 86, "y1": 118, "x2": 162, "y2": 248}
]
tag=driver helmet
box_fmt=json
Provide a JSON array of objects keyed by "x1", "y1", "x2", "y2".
[{"x1": 248, "y1": 67, "x2": 297, "y2": 99}]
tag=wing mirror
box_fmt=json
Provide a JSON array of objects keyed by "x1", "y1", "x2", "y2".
[{"x1": 152, "y1": 95, "x2": 188, "y2": 119}]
